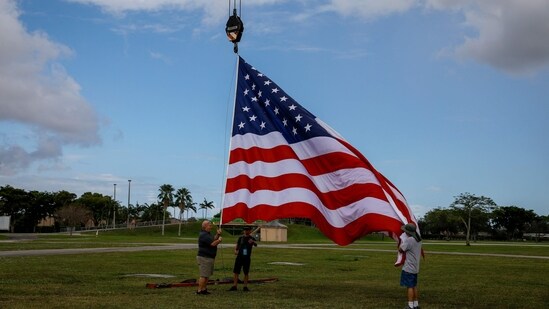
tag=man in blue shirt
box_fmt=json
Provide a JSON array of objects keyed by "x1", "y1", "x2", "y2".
[{"x1": 196, "y1": 220, "x2": 222, "y2": 295}]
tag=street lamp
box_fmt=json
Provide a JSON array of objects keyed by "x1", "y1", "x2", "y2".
[
  {"x1": 113, "y1": 183, "x2": 117, "y2": 229},
  {"x1": 127, "y1": 179, "x2": 131, "y2": 227}
]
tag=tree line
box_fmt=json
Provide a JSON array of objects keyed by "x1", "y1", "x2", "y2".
[
  {"x1": 2, "y1": 186, "x2": 547, "y2": 241},
  {"x1": 420, "y1": 192, "x2": 548, "y2": 244},
  {"x1": 0, "y1": 184, "x2": 216, "y2": 233}
]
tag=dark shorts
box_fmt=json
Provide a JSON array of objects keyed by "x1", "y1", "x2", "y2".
[
  {"x1": 400, "y1": 270, "x2": 418, "y2": 288},
  {"x1": 233, "y1": 256, "x2": 251, "y2": 275}
]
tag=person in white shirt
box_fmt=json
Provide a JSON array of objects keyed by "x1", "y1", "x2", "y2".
[{"x1": 399, "y1": 223, "x2": 422, "y2": 309}]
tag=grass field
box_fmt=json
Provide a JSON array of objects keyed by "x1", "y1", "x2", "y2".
[{"x1": 1, "y1": 224, "x2": 548, "y2": 308}]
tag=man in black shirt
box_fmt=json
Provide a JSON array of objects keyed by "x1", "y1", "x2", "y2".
[
  {"x1": 228, "y1": 226, "x2": 257, "y2": 291},
  {"x1": 196, "y1": 220, "x2": 222, "y2": 295}
]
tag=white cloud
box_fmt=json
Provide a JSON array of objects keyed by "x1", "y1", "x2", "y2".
[
  {"x1": 66, "y1": 0, "x2": 230, "y2": 26},
  {"x1": 149, "y1": 51, "x2": 172, "y2": 64},
  {"x1": 424, "y1": 0, "x2": 468, "y2": 10},
  {"x1": 67, "y1": 0, "x2": 200, "y2": 13},
  {"x1": 64, "y1": 0, "x2": 549, "y2": 74},
  {"x1": 0, "y1": 0, "x2": 101, "y2": 175},
  {"x1": 321, "y1": 0, "x2": 417, "y2": 19},
  {"x1": 410, "y1": 203, "x2": 429, "y2": 219},
  {"x1": 426, "y1": 0, "x2": 549, "y2": 74},
  {"x1": 66, "y1": 0, "x2": 289, "y2": 26},
  {"x1": 311, "y1": 0, "x2": 549, "y2": 74},
  {"x1": 426, "y1": 185, "x2": 442, "y2": 192}
]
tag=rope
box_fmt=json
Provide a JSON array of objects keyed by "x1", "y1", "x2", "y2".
[
  {"x1": 219, "y1": 56, "x2": 239, "y2": 228},
  {"x1": 216, "y1": 55, "x2": 239, "y2": 275}
]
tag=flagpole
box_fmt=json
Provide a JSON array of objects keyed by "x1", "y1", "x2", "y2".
[{"x1": 220, "y1": 55, "x2": 240, "y2": 228}]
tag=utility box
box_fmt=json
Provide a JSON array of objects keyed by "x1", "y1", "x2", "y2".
[{"x1": 0, "y1": 216, "x2": 10, "y2": 231}]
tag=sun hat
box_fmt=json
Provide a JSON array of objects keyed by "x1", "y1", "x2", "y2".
[{"x1": 401, "y1": 223, "x2": 417, "y2": 236}]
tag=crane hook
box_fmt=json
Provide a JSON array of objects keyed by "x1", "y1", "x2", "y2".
[{"x1": 225, "y1": 1, "x2": 244, "y2": 54}]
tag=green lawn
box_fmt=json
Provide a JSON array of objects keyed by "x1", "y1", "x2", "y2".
[{"x1": 1, "y1": 225, "x2": 548, "y2": 308}]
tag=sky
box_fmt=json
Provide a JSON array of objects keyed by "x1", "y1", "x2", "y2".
[{"x1": 1, "y1": 0, "x2": 548, "y2": 220}]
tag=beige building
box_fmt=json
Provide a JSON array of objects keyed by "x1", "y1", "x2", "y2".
[
  {"x1": 220, "y1": 219, "x2": 288, "y2": 242},
  {"x1": 259, "y1": 220, "x2": 287, "y2": 242}
]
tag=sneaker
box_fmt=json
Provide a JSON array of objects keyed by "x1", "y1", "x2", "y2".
[
  {"x1": 196, "y1": 290, "x2": 210, "y2": 295},
  {"x1": 228, "y1": 286, "x2": 237, "y2": 291},
  {"x1": 243, "y1": 286, "x2": 250, "y2": 292}
]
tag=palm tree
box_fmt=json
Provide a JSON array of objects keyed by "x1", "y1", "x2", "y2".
[
  {"x1": 199, "y1": 198, "x2": 214, "y2": 219},
  {"x1": 158, "y1": 184, "x2": 174, "y2": 236},
  {"x1": 146, "y1": 202, "x2": 162, "y2": 224},
  {"x1": 174, "y1": 187, "x2": 192, "y2": 236},
  {"x1": 186, "y1": 201, "x2": 197, "y2": 221}
]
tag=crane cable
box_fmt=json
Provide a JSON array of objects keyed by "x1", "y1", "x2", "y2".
[{"x1": 218, "y1": 0, "x2": 244, "y2": 274}]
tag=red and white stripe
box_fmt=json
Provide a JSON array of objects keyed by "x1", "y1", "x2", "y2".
[{"x1": 222, "y1": 122, "x2": 416, "y2": 246}]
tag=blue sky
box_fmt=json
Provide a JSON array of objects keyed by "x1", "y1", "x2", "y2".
[{"x1": 1, "y1": 0, "x2": 548, "y2": 219}]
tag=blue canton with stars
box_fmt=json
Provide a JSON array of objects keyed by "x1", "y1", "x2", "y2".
[{"x1": 233, "y1": 57, "x2": 332, "y2": 144}]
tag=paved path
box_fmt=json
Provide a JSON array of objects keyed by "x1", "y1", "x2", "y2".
[
  {"x1": 1, "y1": 242, "x2": 548, "y2": 259},
  {"x1": 0, "y1": 244, "x2": 196, "y2": 257}
]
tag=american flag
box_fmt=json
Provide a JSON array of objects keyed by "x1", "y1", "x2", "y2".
[{"x1": 222, "y1": 56, "x2": 418, "y2": 246}]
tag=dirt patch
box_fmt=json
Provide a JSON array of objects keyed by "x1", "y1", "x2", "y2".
[
  {"x1": 122, "y1": 274, "x2": 176, "y2": 278},
  {"x1": 268, "y1": 262, "x2": 305, "y2": 266},
  {"x1": 5, "y1": 233, "x2": 39, "y2": 241}
]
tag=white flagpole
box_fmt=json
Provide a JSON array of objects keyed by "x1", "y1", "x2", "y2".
[{"x1": 219, "y1": 55, "x2": 240, "y2": 228}]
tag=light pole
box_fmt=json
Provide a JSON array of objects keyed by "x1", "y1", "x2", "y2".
[
  {"x1": 113, "y1": 183, "x2": 117, "y2": 229},
  {"x1": 127, "y1": 179, "x2": 131, "y2": 227}
]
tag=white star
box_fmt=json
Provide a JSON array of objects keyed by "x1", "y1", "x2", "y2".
[
  {"x1": 245, "y1": 74, "x2": 250, "y2": 80},
  {"x1": 249, "y1": 115, "x2": 257, "y2": 121},
  {"x1": 264, "y1": 80, "x2": 271, "y2": 86},
  {"x1": 242, "y1": 106, "x2": 250, "y2": 112},
  {"x1": 264, "y1": 99, "x2": 270, "y2": 107},
  {"x1": 258, "y1": 73, "x2": 264, "y2": 77},
  {"x1": 274, "y1": 107, "x2": 279, "y2": 114},
  {"x1": 251, "y1": 96, "x2": 258, "y2": 102},
  {"x1": 280, "y1": 96, "x2": 288, "y2": 102},
  {"x1": 258, "y1": 90, "x2": 262, "y2": 98},
  {"x1": 289, "y1": 104, "x2": 297, "y2": 111},
  {"x1": 295, "y1": 114, "x2": 303, "y2": 122},
  {"x1": 252, "y1": 84, "x2": 256, "y2": 90},
  {"x1": 282, "y1": 118, "x2": 288, "y2": 126},
  {"x1": 292, "y1": 127, "x2": 298, "y2": 135},
  {"x1": 272, "y1": 88, "x2": 279, "y2": 93},
  {"x1": 244, "y1": 89, "x2": 249, "y2": 96},
  {"x1": 260, "y1": 122, "x2": 266, "y2": 129},
  {"x1": 238, "y1": 122, "x2": 245, "y2": 129},
  {"x1": 304, "y1": 123, "x2": 312, "y2": 132}
]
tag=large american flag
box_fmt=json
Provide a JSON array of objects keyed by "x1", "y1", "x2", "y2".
[{"x1": 222, "y1": 56, "x2": 418, "y2": 246}]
